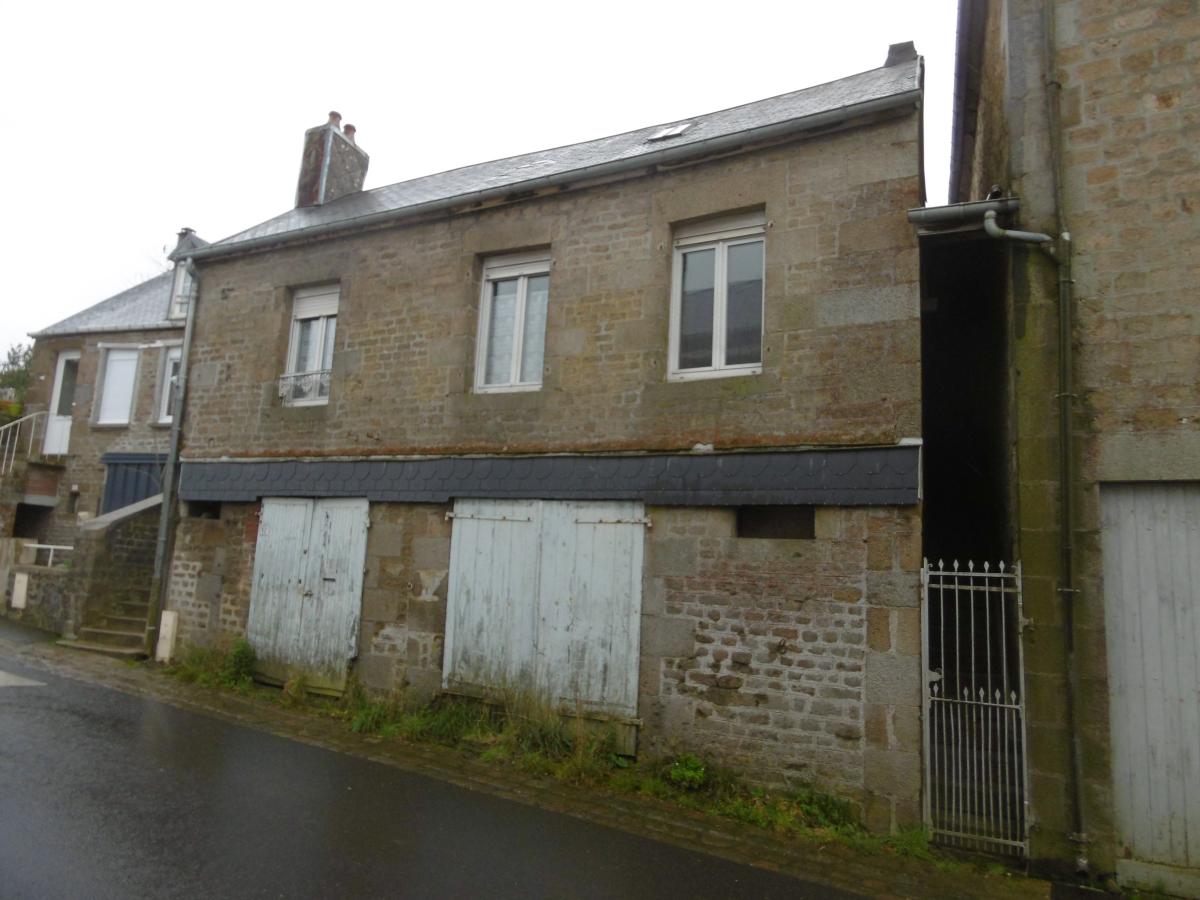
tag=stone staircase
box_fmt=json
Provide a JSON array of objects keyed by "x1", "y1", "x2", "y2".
[{"x1": 59, "y1": 597, "x2": 150, "y2": 658}]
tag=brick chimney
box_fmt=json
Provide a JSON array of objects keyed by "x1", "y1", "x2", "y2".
[
  {"x1": 295, "y1": 111, "x2": 369, "y2": 208},
  {"x1": 884, "y1": 41, "x2": 918, "y2": 67}
]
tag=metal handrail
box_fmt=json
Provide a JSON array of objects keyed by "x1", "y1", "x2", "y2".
[
  {"x1": 0, "y1": 411, "x2": 46, "y2": 477},
  {"x1": 277, "y1": 369, "x2": 331, "y2": 403},
  {"x1": 22, "y1": 542, "x2": 73, "y2": 568}
]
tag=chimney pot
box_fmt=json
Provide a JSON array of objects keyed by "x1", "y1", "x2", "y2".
[
  {"x1": 344, "y1": 124, "x2": 356, "y2": 143},
  {"x1": 328, "y1": 111, "x2": 342, "y2": 129}
]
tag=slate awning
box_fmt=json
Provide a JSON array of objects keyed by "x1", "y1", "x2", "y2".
[{"x1": 179, "y1": 446, "x2": 920, "y2": 507}]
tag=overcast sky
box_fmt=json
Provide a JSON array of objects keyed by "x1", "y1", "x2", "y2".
[{"x1": 0, "y1": 0, "x2": 957, "y2": 353}]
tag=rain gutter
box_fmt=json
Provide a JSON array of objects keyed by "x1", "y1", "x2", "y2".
[
  {"x1": 906, "y1": 197, "x2": 1021, "y2": 232},
  {"x1": 188, "y1": 87, "x2": 922, "y2": 263}
]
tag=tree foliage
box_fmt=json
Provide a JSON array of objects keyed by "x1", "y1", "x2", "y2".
[{"x1": 0, "y1": 342, "x2": 33, "y2": 402}]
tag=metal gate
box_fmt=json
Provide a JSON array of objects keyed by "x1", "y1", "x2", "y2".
[{"x1": 922, "y1": 559, "x2": 1029, "y2": 856}]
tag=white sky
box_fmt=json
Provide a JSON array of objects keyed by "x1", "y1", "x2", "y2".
[{"x1": 0, "y1": 0, "x2": 957, "y2": 353}]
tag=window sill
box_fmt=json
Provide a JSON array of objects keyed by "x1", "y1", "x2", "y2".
[
  {"x1": 281, "y1": 399, "x2": 330, "y2": 408},
  {"x1": 90, "y1": 422, "x2": 131, "y2": 430},
  {"x1": 667, "y1": 365, "x2": 762, "y2": 383},
  {"x1": 474, "y1": 383, "x2": 543, "y2": 395}
]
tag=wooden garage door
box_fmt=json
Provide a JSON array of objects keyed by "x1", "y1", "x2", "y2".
[
  {"x1": 1101, "y1": 483, "x2": 1200, "y2": 889},
  {"x1": 247, "y1": 498, "x2": 369, "y2": 694},
  {"x1": 443, "y1": 498, "x2": 645, "y2": 720}
]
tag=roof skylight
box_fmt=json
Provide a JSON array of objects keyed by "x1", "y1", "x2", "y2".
[{"x1": 647, "y1": 122, "x2": 694, "y2": 142}]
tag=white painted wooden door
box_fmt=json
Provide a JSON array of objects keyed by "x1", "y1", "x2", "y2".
[
  {"x1": 444, "y1": 499, "x2": 644, "y2": 719},
  {"x1": 247, "y1": 497, "x2": 369, "y2": 693},
  {"x1": 1101, "y1": 483, "x2": 1200, "y2": 886},
  {"x1": 43, "y1": 351, "x2": 80, "y2": 455}
]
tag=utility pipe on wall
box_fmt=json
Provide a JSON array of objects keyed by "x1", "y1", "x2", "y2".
[
  {"x1": 146, "y1": 259, "x2": 199, "y2": 659},
  {"x1": 982, "y1": 205, "x2": 1085, "y2": 873}
]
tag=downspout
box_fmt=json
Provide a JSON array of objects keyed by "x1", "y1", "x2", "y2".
[
  {"x1": 982, "y1": 165, "x2": 1087, "y2": 876},
  {"x1": 146, "y1": 259, "x2": 199, "y2": 658},
  {"x1": 1042, "y1": 0, "x2": 1088, "y2": 872}
]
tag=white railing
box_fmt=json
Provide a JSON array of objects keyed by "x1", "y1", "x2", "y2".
[
  {"x1": 922, "y1": 559, "x2": 1029, "y2": 857},
  {"x1": 277, "y1": 369, "x2": 330, "y2": 405},
  {"x1": 23, "y1": 542, "x2": 73, "y2": 568},
  {"x1": 0, "y1": 411, "x2": 46, "y2": 477}
]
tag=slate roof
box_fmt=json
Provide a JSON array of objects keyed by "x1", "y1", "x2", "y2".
[
  {"x1": 205, "y1": 58, "x2": 922, "y2": 255},
  {"x1": 33, "y1": 270, "x2": 179, "y2": 338},
  {"x1": 179, "y1": 446, "x2": 921, "y2": 507}
]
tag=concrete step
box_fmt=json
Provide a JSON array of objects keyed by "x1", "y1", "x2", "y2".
[
  {"x1": 87, "y1": 614, "x2": 148, "y2": 630},
  {"x1": 57, "y1": 639, "x2": 146, "y2": 660},
  {"x1": 76, "y1": 627, "x2": 145, "y2": 649}
]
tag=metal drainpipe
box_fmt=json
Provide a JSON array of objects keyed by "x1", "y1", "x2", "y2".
[
  {"x1": 145, "y1": 259, "x2": 199, "y2": 658},
  {"x1": 984, "y1": 206, "x2": 1087, "y2": 873}
]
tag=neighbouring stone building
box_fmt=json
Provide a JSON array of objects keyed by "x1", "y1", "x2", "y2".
[
  {"x1": 164, "y1": 48, "x2": 928, "y2": 828},
  {"x1": 909, "y1": 0, "x2": 1199, "y2": 891},
  {"x1": 1, "y1": 232, "x2": 205, "y2": 654}
]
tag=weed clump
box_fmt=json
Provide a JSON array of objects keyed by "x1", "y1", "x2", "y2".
[
  {"x1": 170, "y1": 639, "x2": 257, "y2": 692},
  {"x1": 666, "y1": 753, "x2": 708, "y2": 791}
]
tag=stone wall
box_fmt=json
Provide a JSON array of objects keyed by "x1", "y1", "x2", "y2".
[
  {"x1": 168, "y1": 502, "x2": 258, "y2": 646},
  {"x1": 1, "y1": 501, "x2": 159, "y2": 636},
  {"x1": 4, "y1": 564, "x2": 75, "y2": 633},
  {"x1": 639, "y1": 505, "x2": 921, "y2": 828},
  {"x1": 181, "y1": 113, "x2": 922, "y2": 462},
  {"x1": 961, "y1": 0, "x2": 1200, "y2": 873},
  {"x1": 354, "y1": 502, "x2": 451, "y2": 700}
]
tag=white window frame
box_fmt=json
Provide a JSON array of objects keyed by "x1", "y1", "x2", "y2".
[
  {"x1": 157, "y1": 344, "x2": 183, "y2": 424},
  {"x1": 283, "y1": 284, "x2": 339, "y2": 407},
  {"x1": 668, "y1": 211, "x2": 766, "y2": 382},
  {"x1": 95, "y1": 346, "x2": 141, "y2": 425},
  {"x1": 474, "y1": 251, "x2": 551, "y2": 394}
]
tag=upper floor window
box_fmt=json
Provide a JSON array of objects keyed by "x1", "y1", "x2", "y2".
[
  {"x1": 96, "y1": 348, "x2": 139, "y2": 425},
  {"x1": 669, "y1": 211, "x2": 765, "y2": 381},
  {"x1": 281, "y1": 285, "x2": 338, "y2": 406},
  {"x1": 475, "y1": 252, "x2": 550, "y2": 393},
  {"x1": 158, "y1": 345, "x2": 182, "y2": 424}
]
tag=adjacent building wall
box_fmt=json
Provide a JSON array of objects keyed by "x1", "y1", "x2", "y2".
[
  {"x1": 959, "y1": 0, "x2": 1200, "y2": 874},
  {"x1": 19, "y1": 329, "x2": 180, "y2": 543}
]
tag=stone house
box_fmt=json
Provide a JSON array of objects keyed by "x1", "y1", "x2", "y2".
[
  {"x1": 908, "y1": 0, "x2": 1199, "y2": 891},
  {"x1": 0, "y1": 232, "x2": 204, "y2": 645},
  {"x1": 163, "y1": 45, "x2": 927, "y2": 829}
]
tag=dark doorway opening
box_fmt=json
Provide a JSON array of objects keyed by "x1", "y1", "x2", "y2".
[
  {"x1": 919, "y1": 232, "x2": 1010, "y2": 563},
  {"x1": 13, "y1": 503, "x2": 54, "y2": 541}
]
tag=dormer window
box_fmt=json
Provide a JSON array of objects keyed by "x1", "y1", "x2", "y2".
[{"x1": 169, "y1": 264, "x2": 192, "y2": 320}]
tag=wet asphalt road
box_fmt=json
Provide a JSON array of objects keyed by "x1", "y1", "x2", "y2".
[{"x1": 0, "y1": 636, "x2": 856, "y2": 900}]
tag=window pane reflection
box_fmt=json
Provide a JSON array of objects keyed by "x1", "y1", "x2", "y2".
[
  {"x1": 520, "y1": 275, "x2": 549, "y2": 383},
  {"x1": 680, "y1": 249, "x2": 715, "y2": 369},
  {"x1": 485, "y1": 278, "x2": 518, "y2": 384},
  {"x1": 725, "y1": 241, "x2": 763, "y2": 365}
]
